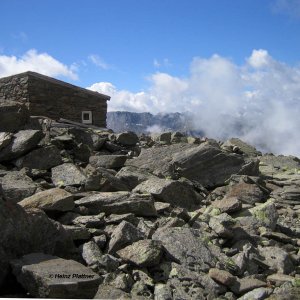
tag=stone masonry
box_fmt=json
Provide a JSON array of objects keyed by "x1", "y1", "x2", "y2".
[{"x1": 0, "y1": 71, "x2": 110, "y2": 127}]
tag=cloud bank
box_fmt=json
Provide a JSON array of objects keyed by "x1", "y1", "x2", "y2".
[
  {"x1": 272, "y1": 0, "x2": 300, "y2": 19},
  {"x1": 0, "y1": 49, "x2": 78, "y2": 80},
  {"x1": 88, "y1": 49, "x2": 300, "y2": 157}
]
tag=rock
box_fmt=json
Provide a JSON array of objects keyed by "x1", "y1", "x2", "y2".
[
  {"x1": 171, "y1": 131, "x2": 187, "y2": 143},
  {"x1": 105, "y1": 213, "x2": 139, "y2": 226},
  {"x1": 75, "y1": 192, "x2": 157, "y2": 217},
  {"x1": 92, "y1": 166, "x2": 130, "y2": 192},
  {"x1": 116, "y1": 166, "x2": 155, "y2": 190},
  {"x1": 90, "y1": 155, "x2": 127, "y2": 169},
  {"x1": 18, "y1": 188, "x2": 74, "y2": 211},
  {"x1": 152, "y1": 227, "x2": 216, "y2": 271},
  {"x1": 98, "y1": 254, "x2": 119, "y2": 272},
  {"x1": 154, "y1": 283, "x2": 173, "y2": 300},
  {"x1": 80, "y1": 241, "x2": 103, "y2": 267},
  {"x1": 72, "y1": 214, "x2": 105, "y2": 228},
  {"x1": 226, "y1": 182, "x2": 265, "y2": 205},
  {"x1": 222, "y1": 138, "x2": 262, "y2": 157},
  {"x1": 0, "y1": 132, "x2": 13, "y2": 150},
  {"x1": 0, "y1": 170, "x2": 38, "y2": 202},
  {"x1": 249, "y1": 200, "x2": 279, "y2": 230},
  {"x1": 116, "y1": 131, "x2": 139, "y2": 146},
  {"x1": 208, "y1": 268, "x2": 236, "y2": 286},
  {"x1": 126, "y1": 143, "x2": 259, "y2": 188},
  {"x1": 117, "y1": 239, "x2": 163, "y2": 267},
  {"x1": 51, "y1": 163, "x2": 87, "y2": 187},
  {"x1": 108, "y1": 220, "x2": 145, "y2": 254},
  {"x1": 0, "y1": 200, "x2": 75, "y2": 287},
  {"x1": 93, "y1": 283, "x2": 131, "y2": 299},
  {"x1": 270, "y1": 282, "x2": 300, "y2": 300},
  {"x1": 208, "y1": 213, "x2": 235, "y2": 238},
  {"x1": 151, "y1": 132, "x2": 172, "y2": 144},
  {"x1": 237, "y1": 287, "x2": 273, "y2": 300},
  {"x1": 11, "y1": 253, "x2": 100, "y2": 298},
  {"x1": 271, "y1": 185, "x2": 300, "y2": 206},
  {"x1": 0, "y1": 130, "x2": 44, "y2": 162},
  {"x1": 259, "y1": 246, "x2": 294, "y2": 274},
  {"x1": 267, "y1": 273, "x2": 296, "y2": 285},
  {"x1": 230, "y1": 277, "x2": 267, "y2": 295},
  {"x1": 62, "y1": 225, "x2": 91, "y2": 240},
  {"x1": 133, "y1": 177, "x2": 202, "y2": 209},
  {"x1": 93, "y1": 235, "x2": 107, "y2": 249},
  {"x1": 0, "y1": 101, "x2": 29, "y2": 133},
  {"x1": 14, "y1": 145, "x2": 62, "y2": 170},
  {"x1": 212, "y1": 196, "x2": 242, "y2": 213}
]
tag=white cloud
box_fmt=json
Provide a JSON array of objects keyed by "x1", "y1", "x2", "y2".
[
  {"x1": 272, "y1": 0, "x2": 300, "y2": 19},
  {"x1": 88, "y1": 54, "x2": 110, "y2": 70},
  {"x1": 153, "y1": 58, "x2": 172, "y2": 68},
  {"x1": 88, "y1": 49, "x2": 300, "y2": 157},
  {"x1": 0, "y1": 49, "x2": 78, "y2": 80},
  {"x1": 247, "y1": 49, "x2": 271, "y2": 69}
]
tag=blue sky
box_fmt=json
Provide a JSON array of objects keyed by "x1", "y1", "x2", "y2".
[
  {"x1": 1, "y1": 0, "x2": 300, "y2": 155},
  {"x1": 1, "y1": 0, "x2": 300, "y2": 90}
]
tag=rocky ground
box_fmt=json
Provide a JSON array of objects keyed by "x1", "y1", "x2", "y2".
[{"x1": 0, "y1": 101, "x2": 300, "y2": 299}]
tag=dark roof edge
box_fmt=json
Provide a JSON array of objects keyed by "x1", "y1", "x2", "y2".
[{"x1": 0, "y1": 71, "x2": 111, "y2": 101}]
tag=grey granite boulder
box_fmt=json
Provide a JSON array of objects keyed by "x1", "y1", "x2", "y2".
[
  {"x1": 18, "y1": 188, "x2": 74, "y2": 211},
  {"x1": 80, "y1": 241, "x2": 103, "y2": 267},
  {"x1": 11, "y1": 253, "x2": 100, "y2": 298},
  {"x1": 108, "y1": 220, "x2": 145, "y2": 254},
  {"x1": 126, "y1": 143, "x2": 259, "y2": 188},
  {"x1": 116, "y1": 239, "x2": 163, "y2": 267},
  {"x1": 0, "y1": 170, "x2": 38, "y2": 202},
  {"x1": 152, "y1": 227, "x2": 216, "y2": 272},
  {"x1": 51, "y1": 163, "x2": 87, "y2": 187},
  {"x1": 14, "y1": 145, "x2": 62, "y2": 170},
  {"x1": 116, "y1": 166, "x2": 156, "y2": 190},
  {"x1": 75, "y1": 192, "x2": 157, "y2": 217},
  {"x1": 0, "y1": 132, "x2": 13, "y2": 150},
  {"x1": 0, "y1": 129, "x2": 44, "y2": 162},
  {"x1": 116, "y1": 131, "x2": 139, "y2": 146},
  {"x1": 0, "y1": 200, "x2": 75, "y2": 287},
  {"x1": 133, "y1": 177, "x2": 203, "y2": 209}
]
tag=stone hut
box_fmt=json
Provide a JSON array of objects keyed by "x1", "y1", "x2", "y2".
[{"x1": 0, "y1": 71, "x2": 110, "y2": 127}]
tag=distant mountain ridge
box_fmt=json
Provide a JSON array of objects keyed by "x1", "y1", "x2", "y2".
[{"x1": 107, "y1": 111, "x2": 204, "y2": 136}]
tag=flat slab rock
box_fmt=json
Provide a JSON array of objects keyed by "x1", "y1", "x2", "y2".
[
  {"x1": 75, "y1": 191, "x2": 157, "y2": 217},
  {"x1": 126, "y1": 143, "x2": 258, "y2": 188},
  {"x1": 18, "y1": 188, "x2": 74, "y2": 212},
  {"x1": 152, "y1": 227, "x2": 216, "y2": 272},
  {"x1": 11, "y1": 253, "x2": 101, "y2": 298},
  {"x1": 133, "y1": 177, "x2": 202, "y2": 209}
]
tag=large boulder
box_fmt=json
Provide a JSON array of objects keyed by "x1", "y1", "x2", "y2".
[
  {"x1": 115, "y1": 166, "x2": 156, "y2": 190},
  {"x1": 126, "y1": 143, "x2": 259, "y2": 188},
  {"x1": 152, "y1": 227, "x2": 216, "y2": 272},
  {"x1": 0, "y1": 101, "x2": 29, "y2": 133},
  {"x1": 14, "y1": 145, "x2": 62, "y2": 170},
  {"x1": 116, "y1": 131, "x2": 139, "y2": 146},
  {"x1": 18, "y1": 188, "x2": 74, "y2": 212},
  {"x1": 11, "y1": 253, "x2": 100, "y2": 298},
  {"x1": 0, "y1": 170, "x2": 38, "y2": 203},
  {"x1": 222, "y1": 138, "x2": 262, "y2": 157},
  {"x1": 0, "y1": 130, "x2": 44, "y2": 162},
  {"x1": 0, "y1": 199, "x2": 75, "y2": 287},
  {"x1": 108, "y1": 220, "x2": 145, "y2": 254},
  {"x1": 51, "y1": 163, "x2": 87, "y2": 187},
  {"x1": 0, "y1": 132, "x2": 13, "y2": 150},
  {"x1": 133, "y1": 177, "x2": 203, "y2": 209},
  {"x1": 75, "y1": 192, "x2": 157, "y2": 217},
  {"x1": 116, "y1": 239, "x2": 163, "y2": 267}
]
